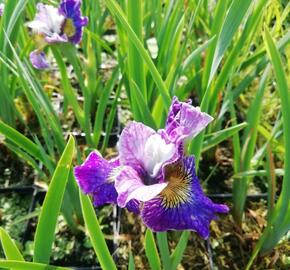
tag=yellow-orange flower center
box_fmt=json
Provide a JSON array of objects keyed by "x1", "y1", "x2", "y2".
[
  {"x1": 160, "y1": 161, "x2": 192, "y2": 208},
  {"x1": 63, "y1": 18, "x2": 76, "y2": 37}
]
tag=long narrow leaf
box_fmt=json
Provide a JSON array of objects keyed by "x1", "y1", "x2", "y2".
[
  {"x1": 145, "y1": 229, "x2": 161, "y2": 270},
  {"x1": 0, "y1": 228, "x2": 24, "y2": 261},
  {"x1": 0, "y1": 261, "x2": 71, "y2": 270},
  {"x1": 34, "y1": 136, "x2": 75, "y2": 263},
  {"x1": 80, "y1": 192, "x2": 117, "y2": 270}
]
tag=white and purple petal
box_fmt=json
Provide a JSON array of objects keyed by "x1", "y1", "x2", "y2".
[
  {"x1": 74, "y1": 151, "x2": 118, "y2": 206},
  {"x1": 165, "y1": 96, "x2": 213, "y2": 144},
  {"x1": 119, "y1": 121, "x2": 155, "y2": 175},
  {"x1": 59, "y1": 0, "x2": 88, "y2": 44},
  {"x1": 27, "y1": 3, "x2": 65, "y2": 41},
  {"x1": 141, "y1": 156, "x2": 229, "y2": 238},
  {"x1": 30, "y1": 50, "x2": 50, "y2": 70},
  {"x1": 114, "y1": 166, "x2": 168, "y2": 208}
]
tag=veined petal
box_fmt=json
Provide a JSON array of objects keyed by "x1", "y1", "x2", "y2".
[
  {"x1": 59, "y1": 0, "x2": 88, "y2": 44},
  {"x1": 143, "y1": 133, "x2": 176, "y2": 177},
  {"x1": 27, "y1": 3, "x2": 64, "y2": 39},
  {"x1": 141, "y1": 156, "x2": 229, "y2": 238},
  {"x1": 74, "y1": 151, "x2": 118, "y2": 206},
  {"x1": 165, "y1": 96, "x2": 213, "y2": 144},
  {"x1": 114, "y1": 166, "x2": 168, "y2": 208},
  {"x1": 30, "y1": 50, "x2": 49, "y2": 70},
  {"x1": 119, "y1": 121, "x2": 155, "y2": 175}
]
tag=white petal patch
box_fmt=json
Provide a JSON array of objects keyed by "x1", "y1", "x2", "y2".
[
  {"x1": 143, "y1": 134, "x2": 176, "y2": 177},
  {"x1": 27, "y1": 4, "x2": 64, "y2": 37}
]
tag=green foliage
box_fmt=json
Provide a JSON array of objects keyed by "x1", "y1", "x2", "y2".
[{"x1": 0, "y1": 0, "x2": 289, "y2": 268}]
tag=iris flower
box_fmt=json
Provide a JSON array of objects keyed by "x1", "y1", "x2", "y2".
[
  {"x1": 75, "y1": 97, "x2": 229, "y2": 238},
  {"x1": 26, "y1": 0, "x2": 88, "y2": 69}
]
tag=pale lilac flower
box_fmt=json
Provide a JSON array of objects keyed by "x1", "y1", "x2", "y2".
[
  {"x1": 75, "y1": 97, "x2": 229, "y2": 238},
  {"x1": 26, "y1": 0, "x2": 88, "y2": 69}
]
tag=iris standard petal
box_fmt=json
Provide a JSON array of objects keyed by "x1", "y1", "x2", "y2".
[
  {"x1": 141, "y1": 156, "x2": 229, "y2": 238},
  {"x1": 114, "y1": 166, "x2": 168, "y2": 208},
  {"x1": 30, "y1": 50, "x2": 50, "y2": 69},
  {"x1": 27, "y1": 3, "x2": 65, "y2": 39},
  {"x1": 59, "y1": 0, "x2": 88, "y2": 44},
  {"x1": 165, "y1": 96, "x2": 213, "y2": 144},
  {"x1": 74, "y1": 151, "x2": 118, "y2": 206},
  {"x1": 119, "y1": 121, "x2": 155, "y2": 175}
]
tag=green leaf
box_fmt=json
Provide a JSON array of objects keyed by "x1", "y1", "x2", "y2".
[
  {"x1": 170, "y1": 231, "x2": 190, "y2": 270},
  {"x1": 34, "y1": 136, "x2": 75, "y2": 263},
  {"x1": 202, "y1": 122, "x2": 248, "y2": 152},
  {"x1": 104, "y1": 0, "x2": 171, "y2": 109},
  {"x1": 156, "y1": 232, "x2": 171, "y2": 270},
  {"x1": 128, "y1": 252, "x2": 135, "y2": 270},
  {"x1": 80, "y1": 192, "x2": 117, "y2": 270},
  {"x1": 209, "y1": 0, "x2": 253, "y2": 83},
  {"x1": 246, "y1": 27, "x2": 290, "y2": 269},
  {"x1": 0, "y1": 261, "x2": 71, "y2": 270},
  {"x1": 145, "y1": 229, "x2": 161, "y2": 270},
  {"x1": 0, "y1": 120, "x2": 48, "y2": 164},
  {"x1": 0, "y1": 228, "x2": 24, "y2": 261}
]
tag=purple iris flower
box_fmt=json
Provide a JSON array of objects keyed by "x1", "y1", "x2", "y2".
[
  {"x1": 75, "y1": 97, "x2": 229, "y2": 238},
  {"x1": 26, "y1": 0, "x2": 88, "y2": 69}
]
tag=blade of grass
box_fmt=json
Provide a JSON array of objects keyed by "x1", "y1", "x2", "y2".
[
  {"x1": 0, "y1": 261, "x2": 71, "y2": 270},
  {"x1": 128, "y1": 252, "x2": 135, "y2": 270},
  {"x1": 246, "y1": 27, "x2": 290, "y2": 269},
  {"x1": 104, "y1": 0, "x2": 171, "y2": 109},
  {"x1": 93, "y1": 66, "x2": 119, "y2": 146},
  {"x1": 145, "y1": 229, "x2": 161, "y2": 270},
  {"x1": 79, "y1": 192, "x2": 117, "y2": 270},
  {"x1": 170, "y1": 231, "x2": 190, "y2": 270},
  {"x1": 0, "y1": 120, "x2": 48, "y2": 164},
  {"x1": 156, "y1": 232, "x2": 171, "y2": 270},
  {"x1": 34, "y1": 136, "x2": 75, "y2": 263},
  {"x1": 232, "y1": 66, "x2": 270, "y2": 224},
  {"x1": 0, "y1": 228, "x2": 24, "y2": 261},
  {"x1": 209, "y1": 0, "x2": 253, "y2": 84},
  {"x1": 202, "y1": 122, "x2": 248, "y2": 152}
]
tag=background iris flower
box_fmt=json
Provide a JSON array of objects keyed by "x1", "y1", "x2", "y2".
[
  {"x1": 26, "y1": 0, "x2": 88, "y2": 69},
  {"x1": 75, "y1": 97, "x2": 229, "y2": 239}
]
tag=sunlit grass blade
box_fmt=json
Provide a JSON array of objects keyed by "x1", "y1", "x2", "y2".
[
  {"x1": 79, "y1": 192, "x2": 117, "y2": 270},
  {"x1": 182, "y1": 36, "x2": 216, "y2": 73},
  {"x1": 34, "y1": 136, "x2": 75, "y2": 263},
  {"x1": 0, "y1": 261, "x2": 71, "y2": 270},
  {"x1": 209, "y1": 0, "x2": 253, "y2": 84},
  {"x1": 0, "y1": 120, "x2": 48, "y2": 164},
  {"x1": 246, "y1": 27, "x2": 290, "y2": 269},
  {"x1": 51, "y1": 47, "x2": 86, "y2": 132},
  {"x1": 202, "y1": 122, "x2": 247, "y2": 152},
  {"x1": 170, "y1": 231, "x2": 190, "y2": 270},
  {"x1": 0, "y1": 227, "x2": 24, "y2": 261},
  {"x1": 128, "y1": 252, "x2": 135, "y2": 270},
  {"x1": 104, "y1": 0, "x2": 171, "y2": 109},
  {"x1": 233, "y1": 66, "x2": 270, "y2": 224},
  {"x1": 101, "y1": 83, "x2": 122, "y2": 153},
  {"x1": 127, "y1": 0, "x2": 147, "y2": 104},
  {"x1": 93, "y1": 66, "x2": 119, "y2": 146},
  {"x1": 145, "y1": 229, "x2": 161, "y2": 270},
  {"x1": 156, "y1": 232, "x2": 171, "y2": 270},
  {"x1": 234, "y1": 169, "x2": 284, "y2": 178},
  {"x1": 132, "y1": 81, "x2": 157, "y2": 129}
]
